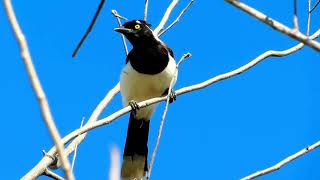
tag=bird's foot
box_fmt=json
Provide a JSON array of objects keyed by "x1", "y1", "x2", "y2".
[
  {"x1": 168, "y1": 89, "x2": 177, "y2": 104},
  {"x1": 129, "y1": 100, "x2": 140, "y2": 115}
]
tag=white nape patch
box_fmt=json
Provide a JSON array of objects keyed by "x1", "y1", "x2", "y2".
[
  {"x1": 136, "y1": 20, "x2": 141, "y2": 24},
  {"x1": 120, "y1": 55, "x2": 177, "y2": 120}
]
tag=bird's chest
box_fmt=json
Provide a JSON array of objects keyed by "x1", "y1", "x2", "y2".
[{"x1": 120, "y1": 56, "x2": 176, "y2": 105}]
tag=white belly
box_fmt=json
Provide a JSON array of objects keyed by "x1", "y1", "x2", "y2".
[{"x1": 120, "y1": 56, "x2": 177, "y2": 120}]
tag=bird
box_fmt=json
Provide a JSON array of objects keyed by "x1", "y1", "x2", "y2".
[{"x1": 114, "y1": 20, "x2": 177, "y2": 179}]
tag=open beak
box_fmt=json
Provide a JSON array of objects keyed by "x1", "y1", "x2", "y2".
[{"x1": 114, "y1": 27, "x2": 133, "y2": 34}]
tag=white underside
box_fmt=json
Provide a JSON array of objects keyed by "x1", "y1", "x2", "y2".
[{"x1": 120, "y1": 55, "x2": 177, "y2": 120}]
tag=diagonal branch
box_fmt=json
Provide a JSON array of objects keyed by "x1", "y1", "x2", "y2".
[
  {"x1": 22, "y1": 83, "x2": 120, "y2": 179},
  {"x1": 154, "y1": 0, "x2": 179, "y2": 35},
  {"x1": 71, "y1": 117, "x2": 85, "y2": 172},
  {"x1": 43, "y1": 168, "x2": 65, "y2": 180},
  {"x1": 72, "y1": 0, "x2": 106, "y2": 57},
  {"x1": 2, "y1": 1, "x2": 74, "y2": 179},
  {"x1": 225, "y1": 0, "x2": 320, "y2": 52},
  {"x1": 158, "y1": 0, "x2": 194, "y2": 37},
  {"x1": 241, "y1": 140, "x2": 320, "y2": 180},
  {"x1": 310, "y1": 0, "x2": 320, "y2": 13},
  {"x1": 148, "y1": 53, "x2": 192, "y2": 179}
]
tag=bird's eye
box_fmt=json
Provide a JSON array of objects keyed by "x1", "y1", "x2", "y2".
[{"x1": 135, "y1": 24, "x2": 141, "y2": 30}]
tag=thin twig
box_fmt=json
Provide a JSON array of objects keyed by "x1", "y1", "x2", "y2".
[
  {"x1": 293, "y1": 0, "x2": 299, "y2": 31},
  {"x1": 22, "y1": 82, "x2": 120, "y2": 179},
  {"x1": 144, "y1": 0, "x2": 149, "y2": 21},
  {"x1": 72, "y1": 0, "x2": 106, "y2": 57},
  {"x1": 111, "y1": 10, "x2": 129, "y2": 56},
  {"x1": 43, "y1": 168, "x2": 65, "y2": 180},
  {"x1": 3, "y1": 1, "x2": 74, "y2": 179},
  {"x1": 241, "y1": 140, "x2": 320, "y2": 180},
  {"x1": 71, "y1": 117, "x2": 85, "y2": 172},
  {"x1": 23, "y1": 28, "x2": 320, "y2": 179},
  {"x1": 310, "y1": 0, "x2": 320, "y2": 13},
  {"x1": 158, "y1": 0, "x2": 194, "y2": 37},
  {"x1": 109, "y1": 146, "x2": 121, "y2": 180},
  {"x1": 307, "y1": 0, "x2": 311, "y2": 36},
  {"x1": 148, "y1": 53, "x2": 191, "y2": 179},
  {"x1": 154, "y1": 0, "x2": 179, "y2": 35},
  {"x1": 225, "y1": 0, "x2": 320, "y2": 52}
]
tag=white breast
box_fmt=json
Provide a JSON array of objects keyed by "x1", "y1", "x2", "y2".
[{"x1": 120, "y1": 55, "x2": 177, "y2": 120}]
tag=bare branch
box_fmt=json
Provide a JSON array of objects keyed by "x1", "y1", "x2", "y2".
[
  {"x1": 43, "y1": 169, "x2": 65, "y2": 180},
  {"x1": 310, "y1": 0, "x2": 320, "y2": 13},
  {"x1": 112, "y1": 10, "x2": 129, "y2": 56},
  {"x1": 109, "y1": 146, "x2": 121, "y2": 180},
  {"x1": 293, "y1": 0, "x2": 299, "y2": 31},
  {"x1": 241, "y1": 140, "x2": 320, "y2": 180},
  {"x1": 154, "y1": 0, "x2": 179, "y2": 35},
  {"x1": 158, "y1": 0, "x2": 194, "y2": 37},
  {"x1": 144, "y1": 0, "x2": 149, "y2": 21},
  {"x1": 148, "y1": 53, "x2": 191, "y2": 179},
  {"x1": 71, "y1": 117, "x2": 85, "y2": 172},
  {"x1": 307, "y1": 0, "x2": 311, "y2": 36},
  {"x1": 3, "y1": 1, "x2": 74, "y2": 179},
  {"x1": 22, "y1": 83, "x2": 120, "y2": 179},
  {"x1": 72, "y1": 0, "x2": 106, "y2": 57},
  {"x1": 225, "y1": 0, "x2": 320, "y2": 52}
]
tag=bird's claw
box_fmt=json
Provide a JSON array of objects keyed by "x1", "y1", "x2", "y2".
[
  {"x1": 168, "y1": 90, "x2": 177, "y2": 104},
  {"x1": 129, "y1": 100, "x2": 140, "y2": 114}
]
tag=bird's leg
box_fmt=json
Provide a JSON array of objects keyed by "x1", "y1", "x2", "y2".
[
  {"x1": 129, "y1": 100, "x2": 140, "y2": 115},
  {"x1": 168, "y1": 89, "x2": 177, "y2": 103},
  {"x1": 163, "y1": 88, "x2": 177, "y2": 103}
]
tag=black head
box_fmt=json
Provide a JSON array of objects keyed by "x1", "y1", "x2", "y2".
[{"x1": 114, "y1": 20, "x2": 154, "y2": 46}]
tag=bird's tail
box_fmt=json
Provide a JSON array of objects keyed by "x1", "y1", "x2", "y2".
[{"x1": 121, "y1": 113, "x2": 150, "y2": 179}]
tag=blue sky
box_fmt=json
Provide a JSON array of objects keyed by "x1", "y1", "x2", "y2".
[{"x1": 1, "y1": 0, "x2": 320, "y2": 179}]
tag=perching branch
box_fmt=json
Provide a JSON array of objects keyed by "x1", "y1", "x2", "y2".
[
  {"x1": 154, "y1": 0, "x2": 179, "y2": 35},
  {"x1": 22, "y1": 83, "x2": 120, "y2": 179},
  {"x1": 2, "y1": 1, "x2": 74, "y2": 179},
  {"x1": 72, "y1": 0, "x2": 106, "y2": 57},
  {"x1": 158, "y1": 0, "x2": 194, "y2": 37},
  {"x1": 148, "y1": 53, "x2": 192, "y2": 179},
  {"x1": 111, "y1": 10, "x2": 129, "y2": 56},
  {"x1": 225, "y1": 0, "x2": 320, "y2": 52},
  {"x1": 241, "y1": 140, "x2": 320, "y2": 180}
]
